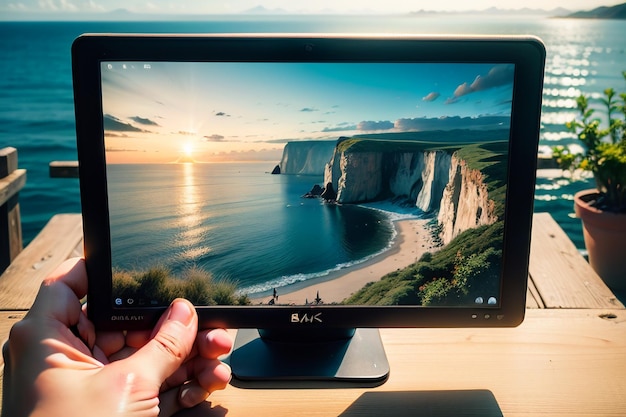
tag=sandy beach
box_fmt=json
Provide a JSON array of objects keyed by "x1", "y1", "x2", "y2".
[{"x1": 254, "y1": 218, "x2": 437, "y2": 305}]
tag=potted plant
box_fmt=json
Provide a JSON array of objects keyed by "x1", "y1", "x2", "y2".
[{"x1": 552, "y1": 71, "x2": 626, "y2": 291}]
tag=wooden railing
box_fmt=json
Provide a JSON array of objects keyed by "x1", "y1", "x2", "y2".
[
  {"x1": 49, "y1": 160, "x2": 79, "y2": 178},
  {"x1": 0, "y1": 147, "x2": 83, "y2": 307},
  {"x1": 0, "y1": 148, "x2": 26, "y2": 273}
]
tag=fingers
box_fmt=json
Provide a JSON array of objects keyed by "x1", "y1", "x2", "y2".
[
  {"x1": 161, "y1": 328, "x2": 233, "y2": 392},
  {"x1": 94, "y1": 331, "x2": 127, "y2": 361},
  {"x1": 171, "y1": 330, "x2": 232, "y2": 412},
  {"x1": 178, "y1": 360, "x2": 231, "y2": 407},
  {"x1": 94, "y1": 328, "x2": 152, "y2": 363},
  {"x1": 156, "y1": 328, "x2": 232, "y2": 415},
  {"x1": 159, "y1": 360, "x2": 231, "y2": 416},
  {"x1": 155, "y1": 361, "x2": 231, "y2": 416},
  {"x1": 125, "y1": 329, "x2": 153, "y2": 349},
  {"x1": 28, "y1": 258, "x2": 87, "y2": 326},
  {"x1": 42, "y1": 257, "x2": 88, "y2": 299},
  {"x1": 197, "y1": 329, "x2": 233, "y2": 359},
  {"x1": 192, "y1": 360, "x2": 231, "y2": 398},
  {"x1": 116, "y1": 299, "x2": 198, "y2": 388},
  {"x1": 178, "y1": 381, "x2": 211, "y2": 408},
  {"x1": 19, "y1": 258, "x2": 93, "y2": 360}
]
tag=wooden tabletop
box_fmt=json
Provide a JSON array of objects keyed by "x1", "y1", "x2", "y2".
[
  {"x1": 1, "y1": 212, "x2": 624, "y2": 416},
  {"x1": 182, "y1": 309, "x2": 626, "y2": 417},
  {"x1": 1, "y1": 308, "x2": 624, "y2": 417}
]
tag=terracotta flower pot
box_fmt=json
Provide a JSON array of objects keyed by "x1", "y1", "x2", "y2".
[{"x1": 574, "y1": 189, "x2": 626, "y2": 291}]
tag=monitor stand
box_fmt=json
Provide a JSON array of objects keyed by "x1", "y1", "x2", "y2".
[{"x1": 228, "y1": 328, "x2": 389, "y2": 385}]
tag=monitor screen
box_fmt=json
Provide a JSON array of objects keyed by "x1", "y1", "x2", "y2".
[
  {"x1": 72, "y1": 35, "x2": 544, "y2": 332},
  {"x1": 102, "y1": 60, "x2": 511, "y2": 307}
]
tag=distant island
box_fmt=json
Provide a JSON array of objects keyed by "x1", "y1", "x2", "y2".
[
  {"x1": 408, "y1": 7, "x2": 571, "y2": 17},
  {"x1": 564, "y1": 2, "x2": 626, "y2": 19},
  {"x1": 407, "y1": 3, "x2": 626, "y2": 19}
]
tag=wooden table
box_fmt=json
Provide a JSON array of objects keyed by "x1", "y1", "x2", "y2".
[
  {"x1": 1, "y1": 213, "x2": 624, "y2": 416},
  {"x1": 192, "y1": 309, "x2": 626, "y2": 417}
]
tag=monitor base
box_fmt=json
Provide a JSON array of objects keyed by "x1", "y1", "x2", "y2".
[{"x1": 228, "y1": 328, "x2": 389, "y2": 385}]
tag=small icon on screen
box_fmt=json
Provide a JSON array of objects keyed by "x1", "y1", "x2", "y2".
[
  {"x1": 488, "y1": 297, "x2": 497, "y2": 305},
  {"x1": 107, "y1": 64, "x2": 113, "y2": 70},
  {"x1": 122, "y1": 64, "x2": 127, "y2": 69},
  {"x1": 114, "y1": 298, "x2": 123, "y2": 306},
  {"x1": 144, "y1": 64, "x2": 151, "y2": 69},
  {"x1": 474, "y1": 296, "x2": 484, "y2": 304}
]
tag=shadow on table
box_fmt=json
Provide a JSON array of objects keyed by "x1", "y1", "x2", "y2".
[
  {"x1": 339, "y1": 390, "x2": 502, "y2": 417},
  {"x1": 172, "y1": 402, "x2": 228, "y2": 417}
]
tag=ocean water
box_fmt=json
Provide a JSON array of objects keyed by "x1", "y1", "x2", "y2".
[
  {"x1": 1, "y1": 15, "x2": 625, "y2": 253},
  {"x1": 107, "y1": 162, "x2": 395, "y2": 295}
]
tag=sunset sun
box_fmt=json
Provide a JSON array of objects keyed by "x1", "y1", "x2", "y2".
[{"x1": 177, "y1": 143, "x2": 196, "y2": 163}]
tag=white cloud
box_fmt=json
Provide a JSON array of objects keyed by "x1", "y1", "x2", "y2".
[
  {"x1": 86, "y1": 0, "x2": 104, "y2": 11},
  {"x1": 357, "y1": 120, "x2": 394, "y2": 131},
  {"x1": 37, "y1": 0, "x2": 57, "y2": 10},
  {"x1": 394, "y1": 115, "x2": 510, "y2": 131},
  {"x1": 30, "y1": 0, "x2": 105, "y2": 11},
  {"x1": 204, "y1": 134, "x2": 226, "y2": 142},
  {"x1": 451, "y1": 64, "x2": 514, "y2": 99},
  {"x1": 8, "y1": 2, "x2": 28, "y2": 10},
  {"x1": 422, "y1": 92, "x2": 440, "y2": 102}
]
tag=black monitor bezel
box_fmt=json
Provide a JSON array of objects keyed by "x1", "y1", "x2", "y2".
[{"x1": 72, "y1": 34, "x2": 545, "y2": 331}]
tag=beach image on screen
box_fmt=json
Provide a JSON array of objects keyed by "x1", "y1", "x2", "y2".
[{"x1": 101, "y1": 61, "x2": 513, "y2": 308}]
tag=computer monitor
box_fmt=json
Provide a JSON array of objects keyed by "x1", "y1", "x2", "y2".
[{"x1": 72, "y1": 34, "x2": 545, "y2": 383}]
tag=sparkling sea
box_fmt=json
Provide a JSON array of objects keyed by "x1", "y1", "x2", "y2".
[
  {"x1": 1, "y1": 15, "x2": 625, "y2": 268},
  {"x1": 107, "y1": 162, "x2": 396, "y2": 294}
]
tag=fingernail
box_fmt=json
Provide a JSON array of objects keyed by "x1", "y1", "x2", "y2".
[
  {"x1": 216, "y1": 363, "x2": 232, "y2": 383},
  {"x1": 167, "y1": 300, "x2": 194, "y2": 326},
  {"x1": 180, "y1": 384, "x2": 209, "y2": 407}
]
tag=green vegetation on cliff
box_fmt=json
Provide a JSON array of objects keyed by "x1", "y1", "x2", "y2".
[
  {"x1": 343, "y1": 220, "x2": 503, "y2": 306},
  {"x1": 339, "y1": 129, "x2": 509, "y2": 154},
  {"x1": 354, "y1": 128, "x2": 509, "y2": 143},
  {"x1": 336, "y1": 137, "x2": 434, "y2": 154},
  {"x1": 336, "y1": 133, "x2": 508, "y2": 217},
  {"x1": 336, "y1": 131, "x2": 508, "y2": 306},
  {"x1": 113, "y1": 266, "x2": 251, "y2": 306}
]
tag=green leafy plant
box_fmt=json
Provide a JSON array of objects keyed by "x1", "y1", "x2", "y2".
[{"x1": 552, "y1": 71, "x2": 626, "y2": 213}]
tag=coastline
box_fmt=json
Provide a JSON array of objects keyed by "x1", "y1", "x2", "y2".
[{"x1": 253, "y1": 218, "x2": 436, "y2": 305}]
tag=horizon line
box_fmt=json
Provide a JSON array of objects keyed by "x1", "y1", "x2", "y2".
[{"x1": 0, "y1": 6, "x2": 581, "y2": 20}]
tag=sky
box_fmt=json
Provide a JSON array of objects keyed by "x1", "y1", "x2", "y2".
[
  {"x1": 101, "y1": 61, "x2": 514, "y2": 163},
  {"x1": 1, "y1": 0, "x2": 621, "y2": 15}
]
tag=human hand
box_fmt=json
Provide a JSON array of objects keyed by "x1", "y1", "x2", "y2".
[{"x1": 1, "y1": 258, "x2": 233, "y2": 417}]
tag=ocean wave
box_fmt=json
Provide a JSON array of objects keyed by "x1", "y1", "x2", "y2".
[
  {"x1": 357, "y1": 201, "x2": 428, "y2": 221},
  {"x1": 238, "y1": 241, "x2": 396, "y2": 297},
  {"x1": 239, "y1": 202, "x2": 433, "y2": 297}
]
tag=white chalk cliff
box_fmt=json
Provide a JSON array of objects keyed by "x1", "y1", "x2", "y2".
[
  {"x1": 279, "y1": 141, "x2": 337, "y2": 175},
  {"x1": 436, "y1": 155, "x2": 498, "y2": 244},
  {"x1": 323, "y1": 143, "x2": 498, "y2": 244}
]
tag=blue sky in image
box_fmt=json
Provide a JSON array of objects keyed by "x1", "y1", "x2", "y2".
[{"x1": 101, "y1": 61, "x2": 513, "y2": 163}]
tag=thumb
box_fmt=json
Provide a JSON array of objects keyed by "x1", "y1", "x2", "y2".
[{"x1": 125, "y1": 299, "x2": 198, "y2": 387}]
